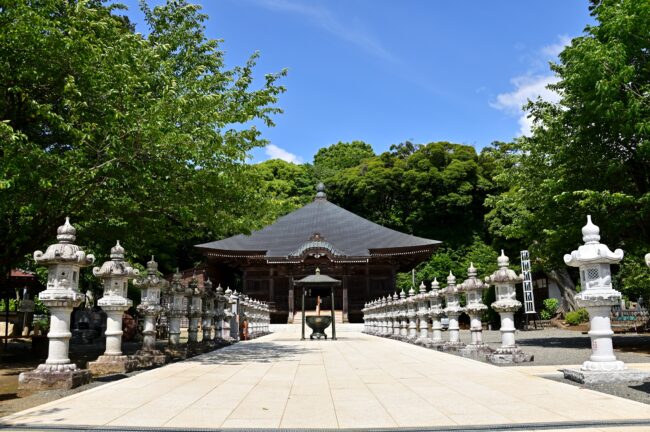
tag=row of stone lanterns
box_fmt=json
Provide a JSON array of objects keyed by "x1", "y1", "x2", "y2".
[
  {"x1": 18, "y1": 218, "x2": 271, "y2": 393},
  {"x1": 362, "y1": 253, "x2": 533, "y2": 364}
]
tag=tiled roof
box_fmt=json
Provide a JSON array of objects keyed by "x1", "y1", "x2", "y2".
[{"x1": 196, "y1": 198, "x2": 440, "y2": 258}]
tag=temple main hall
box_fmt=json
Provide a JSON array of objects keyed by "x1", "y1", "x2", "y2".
[{"x1": 196, "y1": 185, "x2": 440, "y2": 323}]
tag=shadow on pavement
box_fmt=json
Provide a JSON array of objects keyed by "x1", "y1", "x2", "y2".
[{"x1": 190, "y1": 341, "x2": 314, "y2": 365}]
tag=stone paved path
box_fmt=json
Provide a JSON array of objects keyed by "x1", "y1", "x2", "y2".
[{"x1": 2, "y1": 326, "x2": 650, "y2": 431}]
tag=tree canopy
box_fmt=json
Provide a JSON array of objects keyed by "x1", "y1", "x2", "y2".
[{"x1": 1, "y1": 0, "x2": 285, "y2": 277}]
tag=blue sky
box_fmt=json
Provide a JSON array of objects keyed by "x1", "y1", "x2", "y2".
[{"x1": 118, "y1": 0, "x2": 593, "y2": 164}]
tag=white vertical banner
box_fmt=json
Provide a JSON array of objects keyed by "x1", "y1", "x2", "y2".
[{"x1": 520, "y1": 250, "x2": 536, "y2": 313}]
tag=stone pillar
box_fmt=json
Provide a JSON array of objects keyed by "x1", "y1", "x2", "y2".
[
  {"x1": 186, "y1": 273, "x2": 203, "y2": 354},
  {"x1": 229, "y1": 290, "x2": 240, "y2": 341},
  {"x1": 486, "y1": 251, "x2": 533, "y2": 364},
  {"x1": 202, "y1": 278, "x2": 215, "y2": 348},
  {"x1": 428, "y1": 278, "x2": 444, "y2": 347},
  {"x1": 562, "y1": 216, "x2": 649, "y2": 383},
  {"x1": 88, "y1": 241, "x2": 138, "y2": 376},
  {"x1": 214, "y1": 284, "x2": 225, "y2": 343},
  {"x1": 18, "y1": 219, "x2": 95, "y2": 393},
  {"x1": 222, "y1": 287, "x2": 233, "y2": 341},
  {"x1": 415, "y1": 282, "x2": 429, "y2": 345},
  {"x1": 443, "y1": 271, "x2": 465, "y2": 351},
  {"x1": 460, "y1": 263, "x2": 491, "y2": 357},
  {"x1": 133, "y1": 256, "x2": 168, "y2": 367}
]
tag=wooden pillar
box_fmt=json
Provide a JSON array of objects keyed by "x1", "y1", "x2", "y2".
[
  {"x1": 330, "y1": 285, "x2": 337, "y2": 340},
  {"x1": 288, "y1": 276, "x2": 294, "y2": 323},
  {"x1": 342, "y1": 276, "x2": 349, "y2": 323},
  {"x1": 268, "y1": 268, "x2": 274, "y2": 304},
  {"x1": 301, "y1": 286, "x2": 305, "y2": 340},
  {"x1": 365, "y1": 265, "x2": 370, "y2": 298}
]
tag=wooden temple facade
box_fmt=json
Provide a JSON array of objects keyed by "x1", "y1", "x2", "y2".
[{"x1": 196, "y1": 185, "x2": 440, "y2": 323}]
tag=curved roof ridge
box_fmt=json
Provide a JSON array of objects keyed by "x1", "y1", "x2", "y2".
[{"x1": 196, "y1": 199, "x2": 440, "y2": 257}]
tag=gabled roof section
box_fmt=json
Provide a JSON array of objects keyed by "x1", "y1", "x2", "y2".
[{"x1": 196, "y1": 186, "x2": 440, "y2": 258}]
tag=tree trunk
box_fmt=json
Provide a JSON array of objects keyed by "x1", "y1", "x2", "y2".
[{"x1": 547, "y1": 268, "x2": 577, "y2": 312}]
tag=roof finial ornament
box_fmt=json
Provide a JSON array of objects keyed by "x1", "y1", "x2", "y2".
[{"x1": 315, "y1": 182, "x2": 327, "y2": 200}]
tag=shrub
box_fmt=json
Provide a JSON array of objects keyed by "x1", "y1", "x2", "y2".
[
  {"x1": 0, "y1": 299, "x2": 17, "y2": 312},
  {"x1": 565, "y1": 308, "x2": 589, "y2": 325},
  {"x1": 540, "y1": 298, "x2": 559, "y2": 320}
]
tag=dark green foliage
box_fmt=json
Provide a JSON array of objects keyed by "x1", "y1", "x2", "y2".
[
  {"x1": 0, "y1": 0, "x2": 286, "y2": 277},
  {"x1": 540, "y1": 298, "x2": 559, "y2": 320},
  {"x1": 565, "y1": 308, "x2": 590, "y2": 325}
]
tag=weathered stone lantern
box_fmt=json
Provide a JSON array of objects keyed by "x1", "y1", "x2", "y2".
[
  {"x1": 391, "y1": 292, "x2": 400, "y2": 338},
  {"x1": 428, "y1": 278, "x2": 444, "y2": 347},
  {"x1": 222, "y1": 287, "x2": 234, "y2": 341},
  {"x1": 165, "y1": 268, "x2": 188, "y2": 358},
  {"x1": 415, "y1": 281, "x2": 430, "y2": 345},
  {"x1": 89, "y1": 241, "x2": 138, "y2": 376},
  {"x1": 461, "y1": 263, "x2": 490, "y2": 355},
  {"x1": 442, "y1": 271, "x2": 465, "y2": 350},
  {"x1": 214, "y1": 284, "x2": 225, "y2": 342},
  {"x1": 486, "y1": 250, "x2": 532, "y2": 364},
  {"x1": 202, "y1": 278, "x2": 215, "y2": 347},
  {"x1": 186, "y1": 273, "x2": 203, "y2": 352},
  {"x1": 406, "y1": 286, "x2": 418, "y2": 340},
  {"x1": 133, "y1": 256, "x2": 168, "y2": 367},
  {"x1": 385, "y1": 295, "x2": 394, "y2": 337},
  {"x1": 563, "y1": 216, "x2": 649, "y2": 383},
  {"x1": 398, "y1": 289, "x2": 408, "y2": 339},
  {"x1": 19, "y1": 218, "x2": 94, "y2": 392}
]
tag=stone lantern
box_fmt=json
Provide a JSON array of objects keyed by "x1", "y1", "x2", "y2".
[
  {"x1": 461, "y1": 263, "x2": 490, "y2": 356},
  {"x1": 385, "y1": 295, "x2": 394, "y2": 337},
  {"x1": 428, "y1": 278, "x2": 444, "y2": 347},
  {"x1": 442, "y1": 271, "x2": 465, "y2": 350},
  {"x1": 415, "y1": 282, "x2": 430, "y2": 345},
  {"x1": 397, "y1": 288, "x2": 408, "y2": 340},
  {"x1": 186, "y1": 273, "x2": 203, "y2": 352},
  {"x1": 222, "y1": 287, "x2": 234, "y2": 341},
  {"x1": 165, "y1": 268, "x2": 189, "y2": 359},
  {"x1": 202, "y1": 277, "x2": 215, "y2": 348},
  {"x1": 133, "y1": 256, "x2": 168, "y2": 367},
  {"x1": 485, "y1": 250, "x2": 532, "y2": 364},
  {"x1": 381, "y1": 296, "x2": 389, "y2": 336},
  {"x1": 214, "y1": 284, "x2": 225, "y2": 342},
  {"x1": 89, "y1": 241, "x2": 138, "y2": 376},
  {"x1": 391, "y1": 292, "x2": 400, "y2": 338},
  {"x1": 19, "y1": 218, "x2": 94, "y2": 392},
  {"x1": 406, "y1": 286, "x2": 418, "y2": 341},
  {"x1": 563, "y1": 216, "x2": 649, "y2": 383}
]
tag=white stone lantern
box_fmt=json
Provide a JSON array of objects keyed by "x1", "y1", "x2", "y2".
[
  {"x1": 415, "y1": 281, "x2": 430, "y2": 345},
  {"x1": 407, "y1": 286, "x2": 418, "y2": 341},
  {"x1": 391, "y1": 292, "x2": 401, "y2": 338},
  {"x1": 442, "y1": 271, "x2": 465, "y2": 350},
  {"x1": 166, "y1": 269, "x2": 188, "y2": 353},
  {"x1": 461, "y1": 263, "x2": 489, "y2": 354},
  {"x1": 562, "y1": 216, "x2": 649, "y2": 383},
  {"x1": 397, "y1": 288, "x2": 408, "y2": 340},
  {"x1": 222, "y1": 287, "x2": 234, "y2": 341},
  {"x1": 186, "y1": 273, "x2": 203, "y2": 350},
  {"x1": 486, "y1": 250, "x2": 532, "y2": 364},
  {"x1": 428, "y1": 278, "x2": 444, "y2": 346},
  {"x1": 385, "y1": 295, "x2": 394, "y2": 337},
  {"x1": 89, "y1": 241, "x2": 138, "y2": 376},
  {"x1": 202, "y1": 278, "x2": 215, "y2": 345},
  {"x1": 214, "y1": 284, "x2": 225, "y2": 342},
  {"x1": 133, "y1": 256, "x2": 168, "y2": 367},
  {"x1": 19, "y1": 218, "x2": 94, "y2": 392}
]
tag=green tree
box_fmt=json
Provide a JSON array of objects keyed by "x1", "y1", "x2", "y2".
[
  {"x1": 0, "y1": 0, "x2": 286, "y2": 280},
  {"x1": 253, "y1": 159, "x2": 315, "y2": 218},
  {"x1": 313, "y1": 141, "x2": 375, "y2": 182},
  {"x1": 485, "y1": 0, "x2": 650, "y2": 306}
]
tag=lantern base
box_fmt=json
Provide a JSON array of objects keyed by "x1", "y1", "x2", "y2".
[
  {"x1": 487, "y1": 347, "x2": 533, "y2": 364},
  {"x1": 18, "y1": 364, "x2": 91, "y2": 396},
  {"x1": 442, "y1": 341, "x2": 466, "y2": 352},
  {"x1": 133, "y1": 349, "x2": 167, "y2": 368},
  {"x1": 562, "y1": 367, "x2": 650, "y2": 385},
  {"x1": 460, "y1": 343, "x2": 494, "y2": 358},
  {"x1": 88, "y1": 355, "x2": 137, "y2": 377}
]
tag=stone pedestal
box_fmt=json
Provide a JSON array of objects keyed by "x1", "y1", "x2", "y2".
[
  {"x1": 443, "y1": 311, "x2": 465, "y2": 351},
  {"x1": 488, "y1": 347, "x2": 534, "y2": 364},
  {"x1": 562, "y1": 216, "x2": 648, "y2": 383},
  {"x1": 18, "y1": 218, "x2": 95, "y2": 394},
  {"x1": 18, "y1": 364, "x2": 91, "y2": 396},
  {"x1": 88, "y1": 308, "x2": 137, "y2": 376}
]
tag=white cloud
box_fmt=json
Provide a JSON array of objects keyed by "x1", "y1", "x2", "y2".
[
  {"x1": 491, "y1": 35, "x2": 570, "y2": 136},
  {"x1": 265, "y1": 144, "x2": 303, "y2": 163},
  {"x1": 251, "y1": 0, "x2": 396, "y2": 63},
  {"x1": 491, "y1": 75, "x2": 561, "y2": 136}
]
